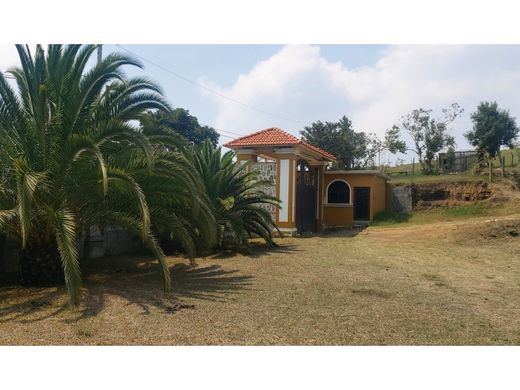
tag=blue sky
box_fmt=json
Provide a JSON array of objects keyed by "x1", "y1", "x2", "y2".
[
  {"x1": 101, "y1": 44, "x2": 388, "y2": 141},
  {"x1": 2, "y1": 44, "x2": 520, "y2": 164}
]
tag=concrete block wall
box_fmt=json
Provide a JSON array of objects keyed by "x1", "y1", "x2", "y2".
[{"x1": 392, "y1": 186, "x2": 413, "y2": 214}]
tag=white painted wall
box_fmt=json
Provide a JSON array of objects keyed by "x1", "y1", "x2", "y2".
[
  {"x1": 291, "y1": 160, "x2": 295, "y2": 223},
  {"x1": 278, "y1": 159, "x2": 290, "y2": 222}
]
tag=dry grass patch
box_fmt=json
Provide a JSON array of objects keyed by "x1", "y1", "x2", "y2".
[{"x1": 0, "y1": 216, "x2": 519, "y2": 345}]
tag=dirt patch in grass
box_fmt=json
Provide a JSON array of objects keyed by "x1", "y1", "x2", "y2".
[
  {"x1": 351, "y1": 287, "x2": 393, "y2": 298},
  {"x1": 455, "y1": 219, "x2": 520, "y2": 242},
  {"x1": 422, "y1": 273, "x2": 452, "y2": 289}
]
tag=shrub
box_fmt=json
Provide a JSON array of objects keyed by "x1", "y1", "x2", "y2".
[{"x1": 193, "y1": 141, "x2": 281, "y2": 248}]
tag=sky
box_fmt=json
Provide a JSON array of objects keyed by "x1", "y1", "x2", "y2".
[{"x1": 2, "y1": 44, "x2": 520, "y2": 164}]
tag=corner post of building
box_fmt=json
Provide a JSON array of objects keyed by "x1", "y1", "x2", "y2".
[
  {"x1": 315, "y1": 162, "x2": 327, "y2": 232},
  {"x1": 235, "y1": 149, "x2": 258, "y2": 172},
  {"x1": 273, "y1": 150, "x2": 297, "y2": 236}
]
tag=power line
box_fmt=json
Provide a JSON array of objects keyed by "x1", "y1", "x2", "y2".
[
  {"x1": 168, "y1": 117, "x2": 244, "y2": 137},
  {"x1": 2, "y1": 72, "x2": 240, "y2": 140},
  {"x1": 146, "y1": 116, "x2": 238, "y2": 140},
  {"x1": 115, "y1": 44, "x2": 307, "y2": 125},
  {"x1": 216, "y1": 133, "x2": 234, "y2": 140},
  {"x1": 3, "y1": 47, "x2": 284, "y2": 140},
  {"x1": 209, "y1": 126, "x2": 243, "y2": 137},
  {"x1": 202, "y1": 125, "x2": 243, "y2": 138},
  {"x1": 207, "y1": 128, "x2": 237, "y2": 139}
]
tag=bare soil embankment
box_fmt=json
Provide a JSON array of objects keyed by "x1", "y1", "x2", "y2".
[{"x1": 410, "y1": 181, "x2": 514, "y2": 210}]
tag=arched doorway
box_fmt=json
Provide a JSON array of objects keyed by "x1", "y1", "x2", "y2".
[{"x1": 295, "y1": 159, "x2": 318, "y2": 233}]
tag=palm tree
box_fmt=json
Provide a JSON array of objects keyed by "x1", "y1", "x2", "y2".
[
  {"x1": 134, "y1": 120, "x2": 218, "y2": 258},
  {"x1": 0, "y1": 44, "x2": 197, "y2": 305},
  {"x1": 193, "y1": 141, "x2": 281, "y2": 248}
]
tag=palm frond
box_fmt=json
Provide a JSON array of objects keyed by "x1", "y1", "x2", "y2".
[
  {"x1": 13, "y1": 158, "x2": 47, "y2": 248},
  {"x1": 0, "y1": 44, "x2": 179, "y2": 305},
  {"x1": 193, "y1": 140, "x2": 281, "y2": 249},
  {"x1": 53, "y1": 207, "x2": 81, "y2": 306}
]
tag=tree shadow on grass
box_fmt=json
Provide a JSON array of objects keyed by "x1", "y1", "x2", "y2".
[
  {"x1": 0, "y1": 255, "x2": 254, "y2": 324},
  {"x1": 210, "y1": 241, "x2": 301, "y2": 260},
  {"x1": 314, "y1": 226, "x2": 367, "y2": 239},
  {"x1": 0, "y1": 238, "x2": 302, "y2": 324},
  {"x1": 69, "y1": 263, "x2": 254, "y2": 322},
  {"x1": 0, "y1": 286, "x2": 67, "y2": 324}
]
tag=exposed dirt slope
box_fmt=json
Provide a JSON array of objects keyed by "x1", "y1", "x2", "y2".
[
  {"x1": 411, "y1": 180, "x2": 516, "y2": 210},
  {"x1": 364, "y1": 212, "x2": 520, "y2": 243}
]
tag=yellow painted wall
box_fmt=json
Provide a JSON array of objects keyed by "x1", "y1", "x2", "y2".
[
  {"x1": 322, "y1": 173, "x2": 388, "y2": 228},
  {"x1": 372, "y1": 177, "x2": 387, "y2": 218},
  {"x1": 322, "y1": 204, "x2": 354, "y2": 227},
  {"x1": 238, "y1": 151, "x2": 393, "y2": 232},
  {"x1": 385, "y1": 182, "x2": 393, "y2": 210}
]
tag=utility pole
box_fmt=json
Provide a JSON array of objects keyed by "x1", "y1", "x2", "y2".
[{"x1": 97, "y1": 44, "x2": 102, "y2": 65}]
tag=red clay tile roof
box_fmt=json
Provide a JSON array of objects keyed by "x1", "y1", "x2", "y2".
[
  {"x1": 224, "y1": 127, "x2": 335, "y2": 161},
  {"x1": 301, "y1": 141, "x2": 336, "y2": 161}
]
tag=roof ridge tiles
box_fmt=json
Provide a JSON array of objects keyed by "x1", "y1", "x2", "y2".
[{"x1": 224, "y1": 127, "x2": 335, "y2": 161}]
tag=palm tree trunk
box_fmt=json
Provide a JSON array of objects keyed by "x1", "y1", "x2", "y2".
[{"x1": 19, "y1": 242, "x2": 64, "y2": 285}]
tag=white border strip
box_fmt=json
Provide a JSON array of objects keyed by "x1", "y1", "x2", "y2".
[{"x1": 279, "y1": 159, "x2": 289, "y2": 222}]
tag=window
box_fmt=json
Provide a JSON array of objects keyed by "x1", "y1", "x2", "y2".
[{"x1": 327, "y1": 180, "x2": 350, "y2": 204}]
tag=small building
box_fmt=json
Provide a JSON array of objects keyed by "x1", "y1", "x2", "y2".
[
  {"x1": 321, "y1": 170, "x2": 391, "y2": 229},
  {"x1": 225, "y1": 127, "x2": 392, "y2": 234},
  {"x1": 438, "y1": 149, "x2": 478, "y2": 172}
]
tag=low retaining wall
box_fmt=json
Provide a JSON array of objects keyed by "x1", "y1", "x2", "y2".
[
  {"x1": 79, "y1": 226, "x2": 145, "y2": 259},
  {"x1": 1, "y1": 226, "x2": 144, "y2": 273}
]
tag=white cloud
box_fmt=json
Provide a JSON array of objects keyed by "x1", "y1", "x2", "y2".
[
  {"x1": 201, "y1": 44, "x2": 520, "y2": 157},
  {"x1": 0, "y1": 45, "x2": 20, "y2": 73}
]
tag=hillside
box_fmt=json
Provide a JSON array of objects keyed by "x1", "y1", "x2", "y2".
[
  {"x1": 374, "y1": 177, "x2": 520, "y2": 227},
  {"x1": 387, "y1": 147, "x2": 520, "y2": 172},
  {"x1": 385, "y1": 147, "x2": 520, "y2": 185}
]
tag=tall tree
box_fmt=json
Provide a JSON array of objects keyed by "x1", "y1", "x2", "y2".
[
  {"x1": 0, "y1": 44, "x2": 201, "y2": 305},
  {"x1": 300, "y1": 116, "x2": 370, "y2": 169},
  {"x1": 140, "y1": 108, "x2": 219, "y2": 147},
  {"x1": 368, "y1": 126, "x2": 407, "y2": 168},
  {"x1": 396, "y1": 103, "x2": 463, "y2": 174},
  {"x1": 465, "y1": 101, "x2": 519, "y2": 181}
]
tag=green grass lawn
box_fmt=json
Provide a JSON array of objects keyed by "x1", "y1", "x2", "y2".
[
  {"x1": 386, "y1": 147, "x2": 520, "y2": 185},
  {"x1": 491, "y1": 147, "x2": 520, "y2": 167},
  {"x1": 389, "y1": 172, "x2": 485, "y2": 185}
]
